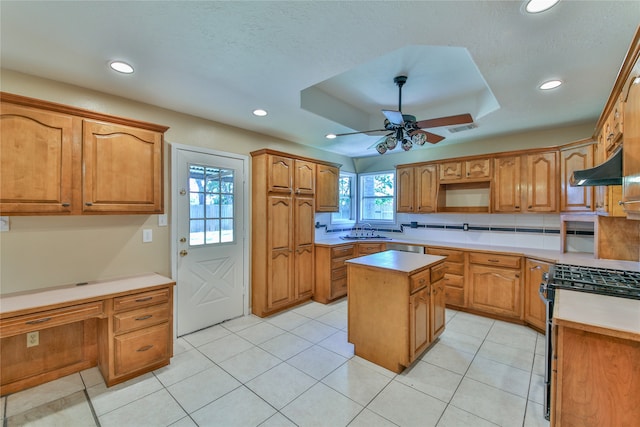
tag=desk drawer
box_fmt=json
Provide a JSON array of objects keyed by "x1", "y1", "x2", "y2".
[
  {"x1": 113, "y1": 288, "x2": 170, "y2": 313},
  {"x1": 469, "y1": 252, "x2": 521, "y2": 269},
  {"x1": 113, "y1": 303, "x2": 170, "y2": 334},
  {"x1": 0, "y1": 301, "x2": 104, "y2": 338},
  {"x1": 114, "y1": 322, "x2": 170, "y2": 376}
]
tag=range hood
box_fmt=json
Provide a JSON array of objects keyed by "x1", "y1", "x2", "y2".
[{"x1": 570, "y1": 147, "x2": 623, "y2": 187}]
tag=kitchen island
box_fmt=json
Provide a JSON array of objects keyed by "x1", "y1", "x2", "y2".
[{"x1": 346, "y1": 250, "x2": 446, "y2": 373}]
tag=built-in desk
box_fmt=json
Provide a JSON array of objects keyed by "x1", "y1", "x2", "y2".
[
  {"x1": 346, "y1": 251, "x2": 446, "y2": 373},
  {"x1": 0, "y1": 273, "x2": 175, "y2": 395}
]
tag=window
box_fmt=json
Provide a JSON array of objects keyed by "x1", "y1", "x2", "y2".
[
  {"x1": 359, "y1": 171, "x2": 395, "y2": 223},
  {"x1": 188, "y1": 164, "x2": 235, "y2": 245},
  {"x1": 331, "y1": 172, "x2": 356, "y2": 224}
]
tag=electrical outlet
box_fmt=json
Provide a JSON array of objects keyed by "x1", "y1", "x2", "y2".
[
  {"x1": 142, "y1": 229, "x2": 153, "y2": 243},
  {"x1": 0, "y1": 216, "x2": 9, "y2": 232},
  {"x1": 27, "y1": 331, "x2": 39, "y2": 347}
]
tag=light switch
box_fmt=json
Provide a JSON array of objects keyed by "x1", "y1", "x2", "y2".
[
  {"x1": 158, "y1": 214, "x2": 168, "y2": 227},
  {"x1": 0, "y1": 216, "x2": 9, "y2": 232},
  {"x1": 142, "y1": 229, "x2": 153, "y2": 243}
]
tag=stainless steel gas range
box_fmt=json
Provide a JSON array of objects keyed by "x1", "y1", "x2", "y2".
[{"x1": 538, "y1": 263, "x2": 640, "y2": 420}]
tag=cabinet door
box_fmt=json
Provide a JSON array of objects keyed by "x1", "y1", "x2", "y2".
[
  {"x1": 396, "y1": 166, "x2": 415, "y2": 212},
  {"x1": 431, "y1": 279, "x2": 446, "y2": 340},
  {"x1": 622, "y1": 73, "x2": 640, "y2": 216},
  {"x1": 295, "y1": 197, "x2": 315, "y2": 298},
  {"x1": 525, "y1": 151, "x2": 557, "y2": 212},
  {"x1": 316, "y1": 164, "x2": 339, "y2": 212},
  {"x1": 0, "y1": 103, "x2": 77, "y2": 214},
  {"x1": 494, "y1": 156, "x2": 521, "y2": 212},
  {"x1": 439, "y1": 161, "x2": 462, "y2": 181},
  {"x1": 465, "y1": 158, "x2": 491, "y2": 179},
  {"x1": 415, "y1": 164, "x2": 437, "y2": 213},
  {"x1": 267, "y1": 154, "x2": 293, "y2": 193},
  {"x1": 469, "y1": 264, "x2": 522, "y2": 319},
  {"x1": 294, "y1": 160, "x2": 315, "y2": 195},
  {"x1": 524, "y1": 259, "x2": 549, "y2": 331},
  {"x1": 267, "y1": 195, "x2": 294, "y2": 309},
  {"x1": 561, "y1": 145, "x2": 594, "y2": 212},
  {"x1": 409, "y1": 286, "x2": 430, "y2": 362},
  {"x1": 83, "y1": 120, "x2": 162, "y2": 213}
]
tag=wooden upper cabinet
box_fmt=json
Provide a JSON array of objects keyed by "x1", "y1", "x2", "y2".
[
  {"x1": 294, "y1": 159, "x2": 315, "y2": 195},
  {"x1": 439, "y1": 158, "x2": 490, "y2": 182},
  {"x1": 0, "y1": 93, "x2": 168, "y2": 216},
  {"x1": 439, "y1": 161, "x2": 463, "y2": 181},
  {"x1": 415, "y1": 164, "x2": 437, "y2": 213},
  {"x1": 396, "y1": 166, "x2": 415, "y2": 212},
  {"x1": 493, "y1": 156, "x2": 522, "y2": 212},
  {"x1": 316, "y1": 163, "x2": 339, "y2": 212},
  {"x1": 622, "y1": 69, "x2": 640, "y2": 218},
  {"x1": 267, "y1": 154, "x2": 293, "y2": 193},
  {"x1": 83, "y1": 120, "x2": 163, "y2": 213},
  {"x1": 0, "y1": 102, "x2": 78, "y2": 214},
  {"x1": 560, "y1": 143, "x2": 594, "y2": 212},
  {"x1": 525, "y1": 151, "x2": 557, "y2": 213}
]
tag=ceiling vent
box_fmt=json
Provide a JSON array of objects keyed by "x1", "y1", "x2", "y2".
[{"x1": 448, "y1": 123, "x2": 477, "y2": 133}]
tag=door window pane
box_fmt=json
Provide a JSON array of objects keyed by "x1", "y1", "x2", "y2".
[{"x1": 188, "y1": 164, "x2": 235, "y2": 246}]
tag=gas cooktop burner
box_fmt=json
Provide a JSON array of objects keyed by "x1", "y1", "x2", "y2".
[{"x1": 549, "y1": 264, "x2": 640, "y2": 300}]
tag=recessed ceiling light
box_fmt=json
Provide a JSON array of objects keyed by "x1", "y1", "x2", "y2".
[
  {"x1": 525, "y1": 0, "x2": 560, "y2": 13},
  {"x1": 252, "y1": 109, "x2": 268, "y2": 117},
  {"x1": 539, "y1": 79, "x2": 562, "y2": 90},
  {"x1": 325, "y1": 134, "x2": 337, "y2": 139},
  {"x1": 109, "y1": 60, "x2": 134, "y2": 74}
]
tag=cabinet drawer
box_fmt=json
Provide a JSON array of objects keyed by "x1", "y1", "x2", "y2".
[
  {"x1": 331, "y1": 245, "x2": 356, "y2": 258},
  {"x1": 114, "y1": 322, "x2": 170, "y2": 377},
  {"x1": 442, "y1": 274, "x2": 464, "y2": 289},
  {"x1": 410, "y1": 269, "x2": 431, "y2": 293},
  {"x1": 331, "y1": 256, "x2": 352, "y2": 270},
  {"x1": 469, "y1": 252, "x2": 521, "y2": 269},
  {"x1": 332, "y1": 266, "x2": 347, "y2": 281},
  {"x1": 0, "y1": 301, "x2": 104, "y2": 338},
  {"x1": 445, "y1": 287, "x2": 465, "y2": 307},
  {"x1": 358, "y1": 243, "x2": 384, "y2": 255},
  {"x1": 113, "y1": 288, "x2": 170, "y2": 313},
  {"x1": 113, "y1": 303, "x2": 170, "y2": 334},
  {"x1": 431, "y1": 263, "x2": 446, "y2": 282},
  {"x1": 426, "y1": 247, "x2": 464, "y2": 263},
  {"x1": 443, "y1": 261, "x2": 464, "y2": 276},
  {"x1": 330, "y1": 277, "x2": 347, "y2": 299}
]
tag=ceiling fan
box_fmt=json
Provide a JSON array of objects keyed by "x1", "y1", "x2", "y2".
[{"x1": 331, "y1": 75, "x2": 474, "y2": 154}]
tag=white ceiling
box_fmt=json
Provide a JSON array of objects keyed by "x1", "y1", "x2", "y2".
[{"x1": 1, "y1": 1, "x2": 639, "y2": 158}]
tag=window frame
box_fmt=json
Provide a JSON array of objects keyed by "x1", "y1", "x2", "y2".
[
  {"x1": 357, "y1": 170, "x2": 396, "y2": 225},
  {"x1": 331, "y1": 171, "x2": 357, "y2": 225}
]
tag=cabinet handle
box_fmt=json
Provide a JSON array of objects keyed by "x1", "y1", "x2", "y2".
[
  {"x1": 515, "y1": 274, "x2": 520, "y2": 278},
  {"x1": 61, "y1": 203, "x2": 70, "y2": 207},
  {"x1": 586, "y1": 205, "x2": 590, "y2": 208},
  {"x1": 528, "y1": 205, "x2": 532, "y2": 209},
  {"x1": 135, "y1": 315, "x2": 153, "y2": 321},
  {"x1": 514, "y1": 206, "x2": 520, "y2": 209},
  {"x1": 26, "y1": 317, "x2": 52, "y2": 325},
  {"x1": 135, "y1": 297, "x2": 153, "y2": 302},
  {"x1": 487, "y1": 259, "x2": 500, "y2": 263},
  {"x1": 137, "y1": 345, "x2": 154, "y2": 352},
  {"x1": 618, "y1": 200, "x2": 625, "y2": 206},
  {"x1": 85, "y1": 202, "x2": 93, "y2": 206}
]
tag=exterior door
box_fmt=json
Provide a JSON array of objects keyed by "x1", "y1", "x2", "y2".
[{"x1": 174, "y1": 146, "x2": 247, "y2": 336}]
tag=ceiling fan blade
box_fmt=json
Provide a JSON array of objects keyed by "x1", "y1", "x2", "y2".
[
  {"x1": 333, "y1": 128, "x2": 387, "y2": 137},
  {"x1": 381, "y1": 109, "x2": 404, "y2": 125},
  {"x1": 409, "y1": 129, "x2": 445, "y2": 144},
  {"x1": 415, "y1": 113, "x2": 473, "y2": 129}
]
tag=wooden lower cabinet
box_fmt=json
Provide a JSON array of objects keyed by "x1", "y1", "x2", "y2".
[
  {"x1": 0, "y1": 276, "x2": 174, "y2": 395},
  {"x1": 524, "y1": 259, "x2": 550, "y2": 331},
  {"x1": 468, "y1": 252, "x2": 523, "y2": 319},
  {"x1": 552, "y1": 325, "x2": 640, "y2": 426},
  {"x1": 426, "y1": 246, "x2": 466, "y2": 308}
]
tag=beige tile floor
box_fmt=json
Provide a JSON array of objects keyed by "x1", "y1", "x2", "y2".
[{"x1": 2, "y1": 299, "x2": 550, "y2": 427}]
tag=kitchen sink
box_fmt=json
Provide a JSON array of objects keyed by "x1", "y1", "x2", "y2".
[{"x1": 339, "y1": 235, "x2": 391, "y2": 240}]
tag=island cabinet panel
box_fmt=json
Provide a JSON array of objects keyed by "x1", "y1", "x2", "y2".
[
  {"x1": 468, "y1": 252, "x2": 523, "y2": 319},
  {"x1": 347, "y1": 252, "x2": 446, "y2": 373},
  {"x1": 553, "y1": 325, "x2": 640, "y2": 427},
  {"x1": 0, "y1": 93, "x2": 168, "y2": 216}
]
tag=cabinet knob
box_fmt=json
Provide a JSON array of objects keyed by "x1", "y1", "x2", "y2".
[
  {"x1": 61, "y1": 203, "x2": 70, "y2": 207},
  {"x1": 514, "y1": 206, "x2": 520, "y2": 209},
  {"x1": 618, "y1": 200, "x2": 625, "y2": 206}
]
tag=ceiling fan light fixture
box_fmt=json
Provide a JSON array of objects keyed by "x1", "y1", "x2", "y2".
[
  {"x1": 376, "y1": 142, "x2": 388, "y2": 155},
  {"x1": 385, "y1": 135, "x2": 398, "y2": 150},
  {"x1": 401, "y1": 138, "x2": 413, "y2": 151},
  {"x1": 412, "y1": 132, "x2": 427, "y2": 146},
  {"x1": 524, "y1": 0, "x2": 560, "y2": 13},
  {"x1": 325, "y1": 133, "x2": 337, "y2": 139}
]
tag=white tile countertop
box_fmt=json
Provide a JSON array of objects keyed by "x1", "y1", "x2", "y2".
[
  {"x1": 0, "y1": 273, "x2": 174, "y2": 316},
  {"x1": 553, "y1": 289, "x2": 640, "y2": 340},
  {"x1": 345, "y1": 250, "x2": 445, "y2": 275},
  {"x1": 315, "y1": 236, "x2": 640, "y2": 272}
]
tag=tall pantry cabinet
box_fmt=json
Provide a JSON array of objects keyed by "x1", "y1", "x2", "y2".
[{"x1": 251, "y1": 150, "x2": 338, "y2": 317}]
